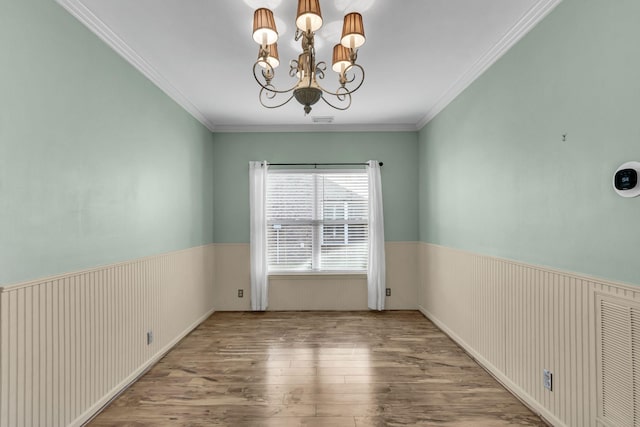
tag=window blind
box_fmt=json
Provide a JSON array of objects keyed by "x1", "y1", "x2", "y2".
[{"x1": 267, "y1": 171, "x2": 369, "y2": 272}]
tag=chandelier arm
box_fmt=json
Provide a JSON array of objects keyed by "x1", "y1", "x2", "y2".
[
  {"x1": 343, "y1": 63, "x2": 365, "y2": 92},
  {"x1": 314, "y1": 63, "x2": 365, "y2": 97},
  {"x1": 253, "y1": 61, "x2": 298, "y2": 94},
  {"x1": 320, "y1": 92, "x2": 353, "y2": 111},
  {"x1": 259, "y1": 88, "x2": 296, "y2": 109},
  {"x1": 315, "y1": 61, "x2": 326, "y2": 81}
]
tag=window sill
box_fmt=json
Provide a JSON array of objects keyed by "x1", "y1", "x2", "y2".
[{"x1": 268, "y1": 271, "x2": 367, "y2": 280}]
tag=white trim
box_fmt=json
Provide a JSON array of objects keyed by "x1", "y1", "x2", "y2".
[
  {"x1": 56, "y1": 0, "x2": 561, "y2": 133},
  {"x1": 213, "y1": 123, "x2": 419, "y2": 133},
  {"x1": 419, "y1": 241, "x2": 639, "y2": 292},
  {"x1": 268, "y1": 168, "x2": 365, "y2": 174},
  {"x1": 269, "y1": 271, "x2": 366, "y2": 277},
  {"x1": 0, "y1": 243, "x2": 216, "y2": 291},
  {"x1": 55, "y1": 0, "x2": 217, "y2": 132},
  {"x1": 415, "y1": 0, "x2": 563, "y2": 130},
  {"x1": 269, "y1": 272, "x2": 367, "y2": 278}
]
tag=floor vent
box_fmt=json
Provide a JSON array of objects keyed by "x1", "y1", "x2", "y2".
[{"x1": 597, "y1": 295, "x2": 640, "y2": 426}]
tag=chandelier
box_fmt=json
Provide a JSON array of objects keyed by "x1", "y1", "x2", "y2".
[{"x1": 251, "y1": 0, "x2": 366, "y2": 115}]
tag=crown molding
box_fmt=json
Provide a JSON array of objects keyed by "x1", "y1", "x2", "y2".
[
  {"x1": 415, "y1": 0, "x2": 562, "y2": 131},
  {"x1": 55, "y1": 0, "x2": 413, "y2": 134},
  {"x1": 57, "y1": 0, "x2": 561, "y2": 135},
  {"x1": 55, "y1": 0, "x2": 217, "y2": 132},
  {"x1": 213, "y1": 123, "x2": 419, "y2": 133}
]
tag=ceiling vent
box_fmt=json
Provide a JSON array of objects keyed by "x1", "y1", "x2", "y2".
[{"x1": 312, "y1": 116, "x2": 334, "y2": 124}]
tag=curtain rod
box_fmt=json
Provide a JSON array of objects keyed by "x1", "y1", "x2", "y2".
[{"x1": 266, "y1": 162, "x2": 383, "y2": 167}]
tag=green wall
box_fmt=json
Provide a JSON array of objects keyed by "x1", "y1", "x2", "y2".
[
  {"x1": 212, "y1": 132, "x2": 418, "y2": 243},
  {"x1": 9, "y1": 0, "x2": 636, "y2": 288},
  {"x1": 0, "y1": 0, "x2": 214, "y2": 286},
  {"x1": 418, "y1": 0, "x2": 640, "y2": 286}
]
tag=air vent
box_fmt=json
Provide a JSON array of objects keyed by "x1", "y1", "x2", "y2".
[
  {"x1": 312, "y1": 116, "x2": 334, "y2": 124},
  {"x1": 597, "y1": 295, "x2": 640, "y2": 426}
]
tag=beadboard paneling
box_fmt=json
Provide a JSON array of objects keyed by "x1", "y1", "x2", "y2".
[
  {"x1": 0, "y1": 244, "x2": 215, "y2": 427},
  {"x1": 213, "y1": 242, "x2": 418, "y2": 311},
  {"x1": 418, "y1": 242, "x2": 640, "y2": 427}
]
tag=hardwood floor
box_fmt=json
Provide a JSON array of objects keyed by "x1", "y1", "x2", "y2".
[{"x1": 89, "y1": 311, "x2": 546, "y2": 426}]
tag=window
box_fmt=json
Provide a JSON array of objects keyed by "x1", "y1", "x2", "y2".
[{"x1": 267, "y1": 170, "x2": 368, "y2": 273}]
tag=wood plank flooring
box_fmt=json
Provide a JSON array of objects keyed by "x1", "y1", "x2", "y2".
[{"x1": 89, "y1": 311, "x2": 546, "y2": 426}]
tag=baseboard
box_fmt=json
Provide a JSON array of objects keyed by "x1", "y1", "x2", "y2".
[
  {"x1": 74, "y1": 307, "x2": 215, "y2": 427},
  {"x1": 418, "y1": 305, "x2": 565, "y2": 427}
]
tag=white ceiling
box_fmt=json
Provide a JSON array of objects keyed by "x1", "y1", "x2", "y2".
[{"x1": 57, "y1": 0, "x2": 560, "y2": 132}]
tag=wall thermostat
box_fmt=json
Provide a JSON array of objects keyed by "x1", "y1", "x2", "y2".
[{"x1": 613, "y1": 161, "x2": 640, "y2": 197}]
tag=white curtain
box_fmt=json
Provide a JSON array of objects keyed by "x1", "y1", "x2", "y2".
[
  {"x1": 249, "y1": 161, "x2": 269, "y2": 311},
  {"x1": 367, "y1": 160, "x2": 386, "y2": 311}
]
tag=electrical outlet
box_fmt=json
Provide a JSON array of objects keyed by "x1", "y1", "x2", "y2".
[
  {"x1": 386, "y1": 288, "x2": 391, "y2": 296},
  {"x1": 238, "y1": 289, "x2": 244, "y2": 298},
  {"x1": 146, "y1": 330, "x2": 153, "y2": 345},
  {"x1": 543, "y1": 369, "x2": 552, "y2": 391}
]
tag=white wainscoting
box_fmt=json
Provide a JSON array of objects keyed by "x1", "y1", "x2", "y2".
[
  {"x1": 0, "y1": 244, "x2": 215, "y2": 427},
  {"x1": 214, "y1": 242, "x2": 418, "y2": 311},
  {"x1": 6, "y1": 240, "x2": 634, "y2": 427},
  {"x1": 418, "y1": 242, "x2": 640, "y2": 427}
]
